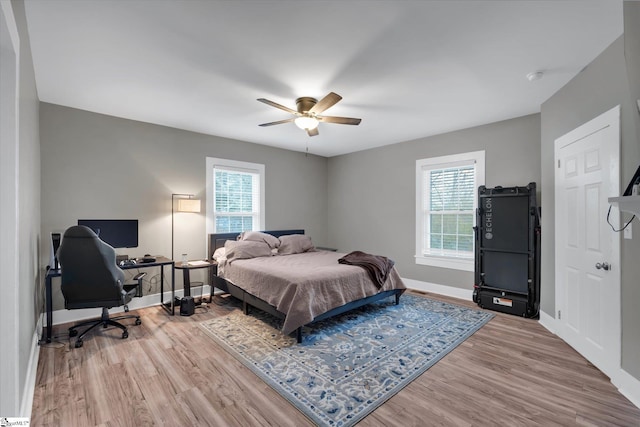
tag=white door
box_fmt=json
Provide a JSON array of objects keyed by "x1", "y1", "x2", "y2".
[{"x1": 554, "y1": 106, "x2": 621, "y2": 381}]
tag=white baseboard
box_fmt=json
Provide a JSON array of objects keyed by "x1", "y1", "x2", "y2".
[
  {"x1": 616, "y1": 368, "x2": 640, "y2": 410},
  {"x1": 37, "y1": 280, "x2": 640, "y2": 411},
  {"x1": 45, "y1": 286, "x2": 212, "y2": 326},
  {"x1": 401, "y1": 278, "x2": 473, "y2": 301},
  {"x1": 538, "y1": 309, "x2": 556, "y2": 334},
  {"x1": 537, "y1": 309, "x2": 639, "y2": 410},
  {"x1": 50, "y1": 280, "x2": 473, "y2": 325},
  {"x1": 21, "y1": 317, "x2": 42, "y2": 417}
]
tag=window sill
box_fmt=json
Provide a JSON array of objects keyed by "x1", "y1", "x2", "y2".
[{"x1": 415, "y1": 255, "x2": 474, "y2": 272}]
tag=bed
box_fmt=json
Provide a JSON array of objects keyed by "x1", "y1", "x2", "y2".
[{"x1": 207, "y1": 230, "x2": 406, "y2": 342}]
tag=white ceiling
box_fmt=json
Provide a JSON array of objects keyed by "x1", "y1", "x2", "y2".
[{"x1": 24, "y1": 0, "x2": 623, "y2": 157}]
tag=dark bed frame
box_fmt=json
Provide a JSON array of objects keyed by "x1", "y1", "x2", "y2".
[{"x1": 207, "y1": 229, "x2": 404, "y2": 343}]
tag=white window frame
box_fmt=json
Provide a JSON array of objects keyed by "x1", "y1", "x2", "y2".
[
  {"x1": 415, "y1": 150, "x2": 485, "y2": 272},
  {"x1": 206, "y1": 157, "x2": 265, "y2": 234}
]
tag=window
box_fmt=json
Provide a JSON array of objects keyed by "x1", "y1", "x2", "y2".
[
  {"x1": 206, "y1": 158, "x2": 265, "y2": 234},
  {"x1": 415, "y1": 151, "x2": 485, "y2": 271}
]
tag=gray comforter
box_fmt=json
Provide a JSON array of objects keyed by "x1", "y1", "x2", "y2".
[{"x1": 220, "y1": 250, "x2": 406, "y2": 334}]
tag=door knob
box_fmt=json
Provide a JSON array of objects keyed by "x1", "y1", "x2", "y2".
[{"x1": 595, "y1": 262, "x2": 610, "y2": 271}]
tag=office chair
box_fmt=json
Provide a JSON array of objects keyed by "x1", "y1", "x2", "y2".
[{"x1": 57, "y1": 225, "x2": 144, "y2": 348}]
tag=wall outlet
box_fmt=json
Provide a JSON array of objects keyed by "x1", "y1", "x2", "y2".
[{"x1": 624, "y1": 222, "x2": 632, "y2": 240}]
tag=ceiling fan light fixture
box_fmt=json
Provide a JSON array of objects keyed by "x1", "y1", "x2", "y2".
[
  {"x1": 294, "y1": 116, "x2": 319, "y2": 130},
  {"x1": 258, "y1": 92, "x2": 360, "y2": 136}
]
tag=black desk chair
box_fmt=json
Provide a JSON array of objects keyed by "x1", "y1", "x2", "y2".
[{"x1": 57, "y1": 225, "x2": 144, "y2": 348}]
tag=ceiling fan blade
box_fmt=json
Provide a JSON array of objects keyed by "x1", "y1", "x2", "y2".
[
  {"x1": 257, "y1": 98, "x2": 298, "y2": 115},
  {"x1": 318, "y1": 116, "x2": 362, "y2": 125},
  {"x1": 309, "y1": 92, "x2": 342, "y2": 115},
  {"x1": 258, "y1": 118, "x2": 295, "y2": 127},
  {"x1": 307, "y1": 127, "x2": 319, "y2": 137}
]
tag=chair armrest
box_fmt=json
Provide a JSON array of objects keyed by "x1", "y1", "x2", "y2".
[
  {"x1": 124, "y1": 272, "x2": 146, "y2": 298},
  {"x1": 133, "y1": 272, "x2": 147, "y2": 281}
]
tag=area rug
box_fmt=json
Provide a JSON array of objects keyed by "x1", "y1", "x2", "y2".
[{"x1": 199, "y1": 294, "x2": 494, "y2": 427}]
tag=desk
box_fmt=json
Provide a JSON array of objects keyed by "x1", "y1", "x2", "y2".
[
  {"x1": 174, "y1": 261, "x2": 217, "y2": 305},
  {"x1": 41, "y1": 256, "x2": 175, "y2": 344}
]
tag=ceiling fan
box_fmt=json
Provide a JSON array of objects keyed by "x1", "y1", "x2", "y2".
[{"x1": 257, "y1": 92, "x2": 362, "y2": 136}]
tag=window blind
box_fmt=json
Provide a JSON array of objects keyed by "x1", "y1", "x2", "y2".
[
  {"x1": 213, "y1": 166, "x2": 261, "y2": 233},
  {"x1": 422, "y1": 164, "x2": 475, "y2": 257}
]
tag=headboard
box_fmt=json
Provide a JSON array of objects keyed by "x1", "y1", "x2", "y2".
[{"x1": 207, "y1": 229, "x2": 305, "y2": 259}]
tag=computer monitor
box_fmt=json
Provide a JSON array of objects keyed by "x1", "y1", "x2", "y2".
[{"x1": 77, "y1": 219, "x2": 139, "y2": 248}]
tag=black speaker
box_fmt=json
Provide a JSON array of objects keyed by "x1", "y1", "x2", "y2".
[
  {"x1": 180, "y1": 296, "x2": 195, "y2": 316},
  {"x1": 51, "y1": 232, "x2": 61, "y2": 270}
]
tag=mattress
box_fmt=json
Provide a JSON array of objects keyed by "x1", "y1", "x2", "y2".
[{"x1": 220, "y1": 250, "x2": 406, "y2": 334}]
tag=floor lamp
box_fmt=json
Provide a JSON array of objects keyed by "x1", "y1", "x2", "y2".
[{"x1": 171, "y1": 193, "x2": 201, "y2": 261}]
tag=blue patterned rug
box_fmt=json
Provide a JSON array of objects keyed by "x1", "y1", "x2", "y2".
[{"x1": 199, "y1": 293, "x2": 493, "y2": 426}]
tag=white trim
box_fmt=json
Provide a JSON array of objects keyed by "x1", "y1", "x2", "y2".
[
  {"x1": 20, "y1": 324, "x2": 41, "y2": 418},
  {"x1": 411, "y1": 281, "x2": 639, "y2": 411},
  {"x1": 415, "y1": 150, "x2": 486, "y2": 170},
  {"x1": 537, "y1": 309, "x2": 557, "y2": 335},
  {"x1": 538, "y1": 308, "x2": 639, "y2": 410},
  {"x1": 39, "y1": 278, "x2": 640, "y2": 412},
  {"x1": 46, "y1": 286, "x2": 212, "y2": 326},
  {"x1": 205, "y1": 157, "x2": 265, "y2": 234},
  {"x1": 402, "y1": 277, "x2": 473, "y2": 301},
  {"x1": 415, "y1": 150, "x2": 485, "y2": 272},
  {"x1": 414, "y1": 255, "x2": 474, "y2": 272},
  {"x1": 616, "y1": 368, "x2": 640, "y2": 410},
  {"x1": 50, "y1": 295, "x2": 159, "y2": 326}
]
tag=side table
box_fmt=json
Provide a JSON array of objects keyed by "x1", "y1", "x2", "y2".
[{"x1": 174, "y1": 260, "x2": 218, "y2": 307}]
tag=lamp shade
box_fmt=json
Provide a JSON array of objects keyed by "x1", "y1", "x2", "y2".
[{"x1": 177, "y1": 198, "x2": 201, "y2": 213}]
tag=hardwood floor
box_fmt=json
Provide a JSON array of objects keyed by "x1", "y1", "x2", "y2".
[{"x1": 32, "y1": 291, "x2": 640, "y2": 426}]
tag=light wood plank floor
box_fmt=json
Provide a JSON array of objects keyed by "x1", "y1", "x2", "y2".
[{"x1": 32, "y1": 291, "x2": 640, "y2": 426}]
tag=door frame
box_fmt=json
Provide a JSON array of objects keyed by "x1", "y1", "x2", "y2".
[{"x1": 553, "y1": 105, "x2": 621, "y2": 382}]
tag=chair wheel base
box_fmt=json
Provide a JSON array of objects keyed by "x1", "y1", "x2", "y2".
[{"x1": 68, "y1": 310, "x2": 140, "y2": 348}]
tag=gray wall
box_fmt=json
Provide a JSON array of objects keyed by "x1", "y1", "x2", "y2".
[
  {"x1": 0, "y1": 0, "x2": 41, "y2": 416},
  {"x1": 40, "y1": 103, "x2": 328, "y2": 310},
  {"x1": 327, "y1": 114, "x2": 541, "y2": 290},
  {"x1": 624, "y1": 2, "x2": 640, "y2": 126},
  {"x1": 541, "y1": 29, "x2": 640, "y2": 379}
]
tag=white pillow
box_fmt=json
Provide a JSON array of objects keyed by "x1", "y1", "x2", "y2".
[
  {"x1": 238, "y1": 231, "x2": 281, "y2": 249},
  {"x1": 212, "y1": 247, "x2": 226, "y2": 263},
  {"x1": 278, "y1": 234, "x2": 315, "y2": 255},
  {"x1": 224, "y1": 240, "x2": 272, "y2": 261}
]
